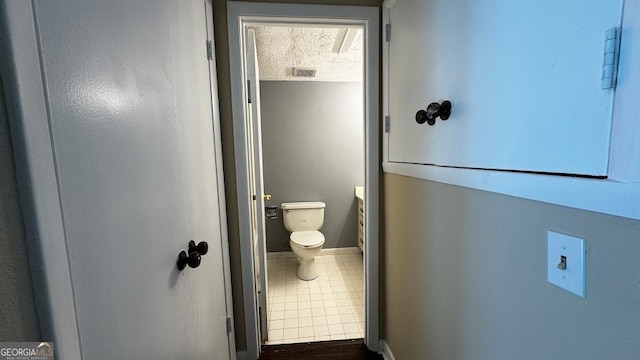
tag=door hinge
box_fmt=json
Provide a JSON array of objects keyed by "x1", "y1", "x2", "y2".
[
  {"x1": 206, "y1": 40, "x2": 213, "y2": 61},
  {"x1": 247, "y1": 80, "x2": 252, "y2": 103},
  {"x1": 384, "y1": 116, "x2": 390, "y2": 133},
  {"x1": 601, "y1": 27, "x2": 621, "y2": 90},
  {"x1": 385, "y1": 23, "x2": 391, "y2": 42},
  {"x1": 226, "y1": 316, "x2": 233, "y2": 334}
]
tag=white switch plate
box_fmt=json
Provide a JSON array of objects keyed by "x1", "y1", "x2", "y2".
[{"x1": 547, "y1": 231, "x2": 586, "y2": 298}]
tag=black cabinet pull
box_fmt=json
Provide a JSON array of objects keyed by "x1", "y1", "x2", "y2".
[
  {"x1": 177, "y1": 240, "x2": 208, "y2": 271},
  {"x1": 416, "y1": 100, "x2": 452, "y2": 125}
]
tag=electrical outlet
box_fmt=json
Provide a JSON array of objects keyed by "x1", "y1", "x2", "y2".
[{"x1": 547, "y1": 231, "x2": 586, "y2": 298}]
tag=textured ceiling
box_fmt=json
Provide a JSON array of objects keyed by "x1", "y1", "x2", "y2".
[{"x1": 249, "y1": 25, "x2": 363, "y2": 82}]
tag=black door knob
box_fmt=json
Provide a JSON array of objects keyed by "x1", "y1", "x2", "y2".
[
  {"x1": 189, "y1": 240, "x2": 208, "y2": 256},
  {"x1": 425, "y1": 100, "x2": 452, "y2": 122},
  {"x1": 415, "y1": 109, "x2": 434, "y2": 125},
  {"x1": 177, "y1": 250, "x2": 201, "y2": 271}
]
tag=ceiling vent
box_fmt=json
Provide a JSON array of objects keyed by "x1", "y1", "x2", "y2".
[{"x1": 292, "y1": 67, "x2": 317, "y2": 78}]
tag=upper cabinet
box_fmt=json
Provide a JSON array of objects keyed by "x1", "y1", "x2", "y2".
[{"x1": 387, "y1": 0, "x2": 623, "y2": 176}]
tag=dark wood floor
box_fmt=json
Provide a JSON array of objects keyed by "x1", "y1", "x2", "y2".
[{"x1": 259, "y1": 339, "x2": 383, "y2": 360}]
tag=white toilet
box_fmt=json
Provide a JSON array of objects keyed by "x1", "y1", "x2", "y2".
[{"x1": 281, "y1": 201, "x2": 326, "y2": 281}]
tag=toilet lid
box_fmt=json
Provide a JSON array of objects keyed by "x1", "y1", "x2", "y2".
[{"x1": 290, "y1": 231, "x2": 325, "y2": 247}]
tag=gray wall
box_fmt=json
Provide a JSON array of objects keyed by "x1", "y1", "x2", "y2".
[
  {"x1": 260, "y1": 81, "x2": 364, "y2": 252},
  {"x1": 384, "y1": 173, "x2": 640, "y2": 360},
  {"x1": 0, "y1": 75, "x2": 40, "y2": 341}
]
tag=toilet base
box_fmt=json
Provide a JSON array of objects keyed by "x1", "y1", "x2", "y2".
[{"x1": 296, "y1": 257, "x2": 318, "y2": 281}]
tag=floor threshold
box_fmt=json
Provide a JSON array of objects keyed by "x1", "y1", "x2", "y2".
[{"x1": 259, "y1": 339, "x2": 382, "y2": 360}]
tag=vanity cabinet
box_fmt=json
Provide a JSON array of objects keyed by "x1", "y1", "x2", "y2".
[
  {"x1": 357, "y1": 198, "x2": 365, "y2": 252},
  {"x1": 355, "y1": 186, "x2": 365, "y2": 252},
  {"x1": 387, "y1": 0, "x2": 623, "y2": 176}
]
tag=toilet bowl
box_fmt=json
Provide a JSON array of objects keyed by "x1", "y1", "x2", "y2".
[
  {"x1": 290, "y1": 231, "x2": 325, "y2": 280},
  {"x1": 281, "y1": 201, "x2": 326, "y2": 281}
]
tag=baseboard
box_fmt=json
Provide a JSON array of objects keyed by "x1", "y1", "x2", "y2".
[
  {"x1": 379, "y1": 340, "x2": 396, "y2": 360},
  {"x1": 235, "y1": 350, "x2": 247, "y2": 360},
  {"x1": 321, "y1": 247, "x2": 362, "y2": 256},
  {"x1": 267, "y1": 247, "x2": 362, "y2": 260},
  {"x1": 267, "y1": 251, "x2": 296, "y2": 259}
]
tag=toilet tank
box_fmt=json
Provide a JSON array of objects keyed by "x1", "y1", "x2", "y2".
[{"x1": 281, "y1": 202, "x2": 325, "y2": 232}]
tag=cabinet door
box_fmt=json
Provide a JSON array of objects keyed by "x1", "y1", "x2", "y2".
[{"x1": 388, "y1": 0, "x2": 623, "y2": 176}]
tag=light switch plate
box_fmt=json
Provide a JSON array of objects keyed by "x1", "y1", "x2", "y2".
[{"x1": 547, "y1": 231, "x2": 586, "y2": 298}]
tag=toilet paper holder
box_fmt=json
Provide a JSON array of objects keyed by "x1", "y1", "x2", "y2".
[{"x1": 266, "y1": 206, "x2": 278, "y2": 220}]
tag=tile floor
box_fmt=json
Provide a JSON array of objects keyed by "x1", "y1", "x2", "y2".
[{"x1": 265, "y1": 252, "x2": 365, "y2": 345}]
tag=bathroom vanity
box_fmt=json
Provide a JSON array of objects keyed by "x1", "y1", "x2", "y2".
[{"x1": 355, "y1": 186, "x2": 365, "y2": 252}]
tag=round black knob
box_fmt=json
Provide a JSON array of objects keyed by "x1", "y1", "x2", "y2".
[
  {"x1": 439, "y1": 100, "x2": 452, "y2": 120},
  {"x1": 425, "y1": 100, "x2": 452, "y2": 123},
  {"x1": 415, "y1": 109, "x2": 429, "y2": 124},
  {"x1": 189, "y1": 240, "x2": 208, "y2": 256},
  {"x1": 187, "y1": 251, "x2": 201, "y2": 268},
  {"x1": 177, "y1": 250, "x2": 201, "y2": 271}
]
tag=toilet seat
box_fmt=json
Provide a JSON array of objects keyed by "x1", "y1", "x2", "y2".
[{"x1": 290, "y1": 231, "x2": 325, "y2": 247}]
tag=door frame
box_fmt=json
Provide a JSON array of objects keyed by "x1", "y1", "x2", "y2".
[
  {"x1": 227, "y1": 2, "x2": 380, "y2": 358},
  {"x1": 0, "y1": 2, "x2": 82, "y2": 358},
  {"x1": 0, "y1": 1, "x2": 236, "y2": 358},
  {"x1": 244, "y1": 28, "x2": 270, "y2": 343},
  {"x1": 204, "y1": 0, "x2": 238, "y2": 358}
]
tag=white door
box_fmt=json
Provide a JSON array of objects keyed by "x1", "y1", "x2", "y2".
[
  {"x1": 388, "y1": 0, "x2": 622, "y2": 176},
  {"x1": 245, "y1": 29, "x2": 270, "y2": 342},
  {"x1": 31, "y1": 0, "x2": 232, "y2": 358}
]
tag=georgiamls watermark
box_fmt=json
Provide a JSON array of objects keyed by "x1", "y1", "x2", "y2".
[{"x1": 0, "y1": 342, "x2": 54, "y2": 360}]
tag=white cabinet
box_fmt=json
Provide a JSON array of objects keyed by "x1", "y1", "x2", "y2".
[
  {"x1": 358, "y1": 198, "x2": 365, "y2": 252},
  {"x1": 387, "y1": 0, "x2": 623, "y2": 176},
  {"x1": 355, "y1": 186, "x2": 365, "y2": 252}
]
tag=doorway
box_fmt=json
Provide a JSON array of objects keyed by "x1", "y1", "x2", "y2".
[
  {"x1": 251, "y1": 23, "x2": 366, "y2": 345},
  {"x1": 227, "y1": 2, "x2": 379, "y2": 359}
]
